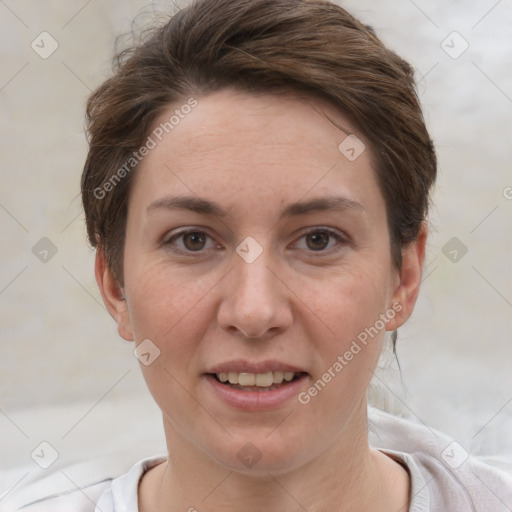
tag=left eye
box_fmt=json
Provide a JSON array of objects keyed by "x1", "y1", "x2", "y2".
[{"x1": 294, "y1": 229, "x2": 344, "y2": 252}]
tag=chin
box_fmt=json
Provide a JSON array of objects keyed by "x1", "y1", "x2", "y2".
[{"x1": 203, "y1": 426, "x2": 313, "y2": 476}]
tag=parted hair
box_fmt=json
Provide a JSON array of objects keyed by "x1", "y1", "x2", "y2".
[{"x1": 81, "y1": 0, "x2": 437, "y2": 290}]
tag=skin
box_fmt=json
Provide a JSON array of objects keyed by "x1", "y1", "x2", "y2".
[{"x1": 96, "y1": 88, "x2": 427, "y2": 512}]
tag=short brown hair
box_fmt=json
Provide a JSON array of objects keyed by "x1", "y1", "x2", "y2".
[{"x1": 82, "y1": 0, "x2": 436, "y2": 287}]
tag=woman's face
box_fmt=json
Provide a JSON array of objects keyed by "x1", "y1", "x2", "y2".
[{"x1": 101, "y1": 89, "x2": 422, "y2": 474}]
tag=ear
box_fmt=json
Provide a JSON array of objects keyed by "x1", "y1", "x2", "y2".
[
  {"x1": 386, "y1": 222, "x2": 428, "y2": 331},
  {"x1": 95, "y1": 249, "x2": 134, "y2": 341}
]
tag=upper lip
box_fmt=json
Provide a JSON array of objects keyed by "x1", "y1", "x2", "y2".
[{"x1": 206, "y1": 360, "x2": 308, "y2": 375}]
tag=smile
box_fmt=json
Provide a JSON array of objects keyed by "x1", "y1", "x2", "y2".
[
  {"x1": 204, "y1": 368, "x2": 309, "y2": 410},
  {"x1": 216, "y1": 370, "x2": 299, "y2": 386},
  {"x1": 211, "y1": 371, "x2": 306, "y2": 391}
]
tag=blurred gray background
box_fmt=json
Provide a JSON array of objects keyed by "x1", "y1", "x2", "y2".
[{"x1": 1, "y1": 0, "x2": 511, "y2": 497}]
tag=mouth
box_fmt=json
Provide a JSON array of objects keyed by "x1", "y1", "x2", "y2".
[
  {"x1": 209, "y1": 371, "x2": 308, "y2": 391},
  {"x1": 204, "y1": 360, "x2": 310, "y2": 410}
]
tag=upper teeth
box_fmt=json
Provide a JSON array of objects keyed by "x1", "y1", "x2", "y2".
[{"x1": 216, "y1": 371, "x2": 296, "y2": 387}]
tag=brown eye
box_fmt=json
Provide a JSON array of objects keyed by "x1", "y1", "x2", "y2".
[
  {"x1": 165, "y1": 229, "x2": 217, "y2": 254},
  {"x1": 305, "y1": 231, "x2": 330, "y2": 251},
  {"x1": 182, "y1": 231, "x2": 207, "y2": 251},
  {"x1": 293, "y1": 228, "x2": 345, "y2": 255}
]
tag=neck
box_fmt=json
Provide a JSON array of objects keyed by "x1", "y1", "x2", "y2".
[{"x1": 139, "y1": 406, "x2": 409, "y2": 512}]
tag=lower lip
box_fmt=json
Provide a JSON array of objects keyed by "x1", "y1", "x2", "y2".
[{"x1": 204, "y1": 374, "x2": 308, "y2": 411}]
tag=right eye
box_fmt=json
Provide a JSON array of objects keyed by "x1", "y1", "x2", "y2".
[{"x1": 164, "y1": 229, "x2": 220, "y2": 254}]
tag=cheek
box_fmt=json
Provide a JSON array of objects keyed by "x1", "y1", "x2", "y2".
[
  {"x1": 306, "y1": 262, "x2": 391, "y2": 340},
  {"x1": 302, "y1": 265, "x2": 390, "y2": 396},
  {"x1": 124, "y1": 259, "x2": 224, "y2": 357},
  {"x1": 123, "y1": 263, "x2": 218, "y2": 419}
]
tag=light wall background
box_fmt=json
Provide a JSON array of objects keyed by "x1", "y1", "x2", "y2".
[{"x1": 1, "y1": 0, "x2": 511, "y2": 491}]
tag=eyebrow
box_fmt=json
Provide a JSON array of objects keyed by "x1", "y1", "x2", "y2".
[{"x1": 147, "y1": 195, "x2": 365, "y2": 219}]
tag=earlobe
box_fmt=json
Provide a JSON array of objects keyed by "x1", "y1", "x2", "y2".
[
  {"x1": 386, "y1": 223, "x2": 428, "y2": 331},
  {"x1": 94, "y1": 249, "x2": 134, "y2": 341}
]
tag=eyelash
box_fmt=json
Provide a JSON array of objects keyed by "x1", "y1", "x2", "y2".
[{"x1": 163, "y1": 227, "x2": 347, "y2": 257}]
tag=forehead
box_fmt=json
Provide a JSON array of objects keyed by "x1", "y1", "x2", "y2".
[{"x1": 130, "y1": 89, "x2": 381, "y2": 217}]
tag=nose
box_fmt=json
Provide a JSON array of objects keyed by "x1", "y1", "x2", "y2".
[{"x1": 217, "y1": 245, "x2": 293, "y2": 340}]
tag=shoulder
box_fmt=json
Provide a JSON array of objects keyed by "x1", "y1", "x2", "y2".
[
  {"x1": 369, "y1": 406, "x2": 512, "y2": 512},
  {"x1": 2, "y1": 455, "x2": 167, "y2": 512},
  {"x1": 10, "y1": 480, "x2": 111, "y2": 512}
]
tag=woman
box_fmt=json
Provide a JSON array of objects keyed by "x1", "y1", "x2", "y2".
[{"x1": 16, "y1": 0, "x2": 512, "y2": 510}]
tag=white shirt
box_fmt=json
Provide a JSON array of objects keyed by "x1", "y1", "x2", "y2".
[{"x1": 7, "y1": 407, "x2": 512, "y2": 511}]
